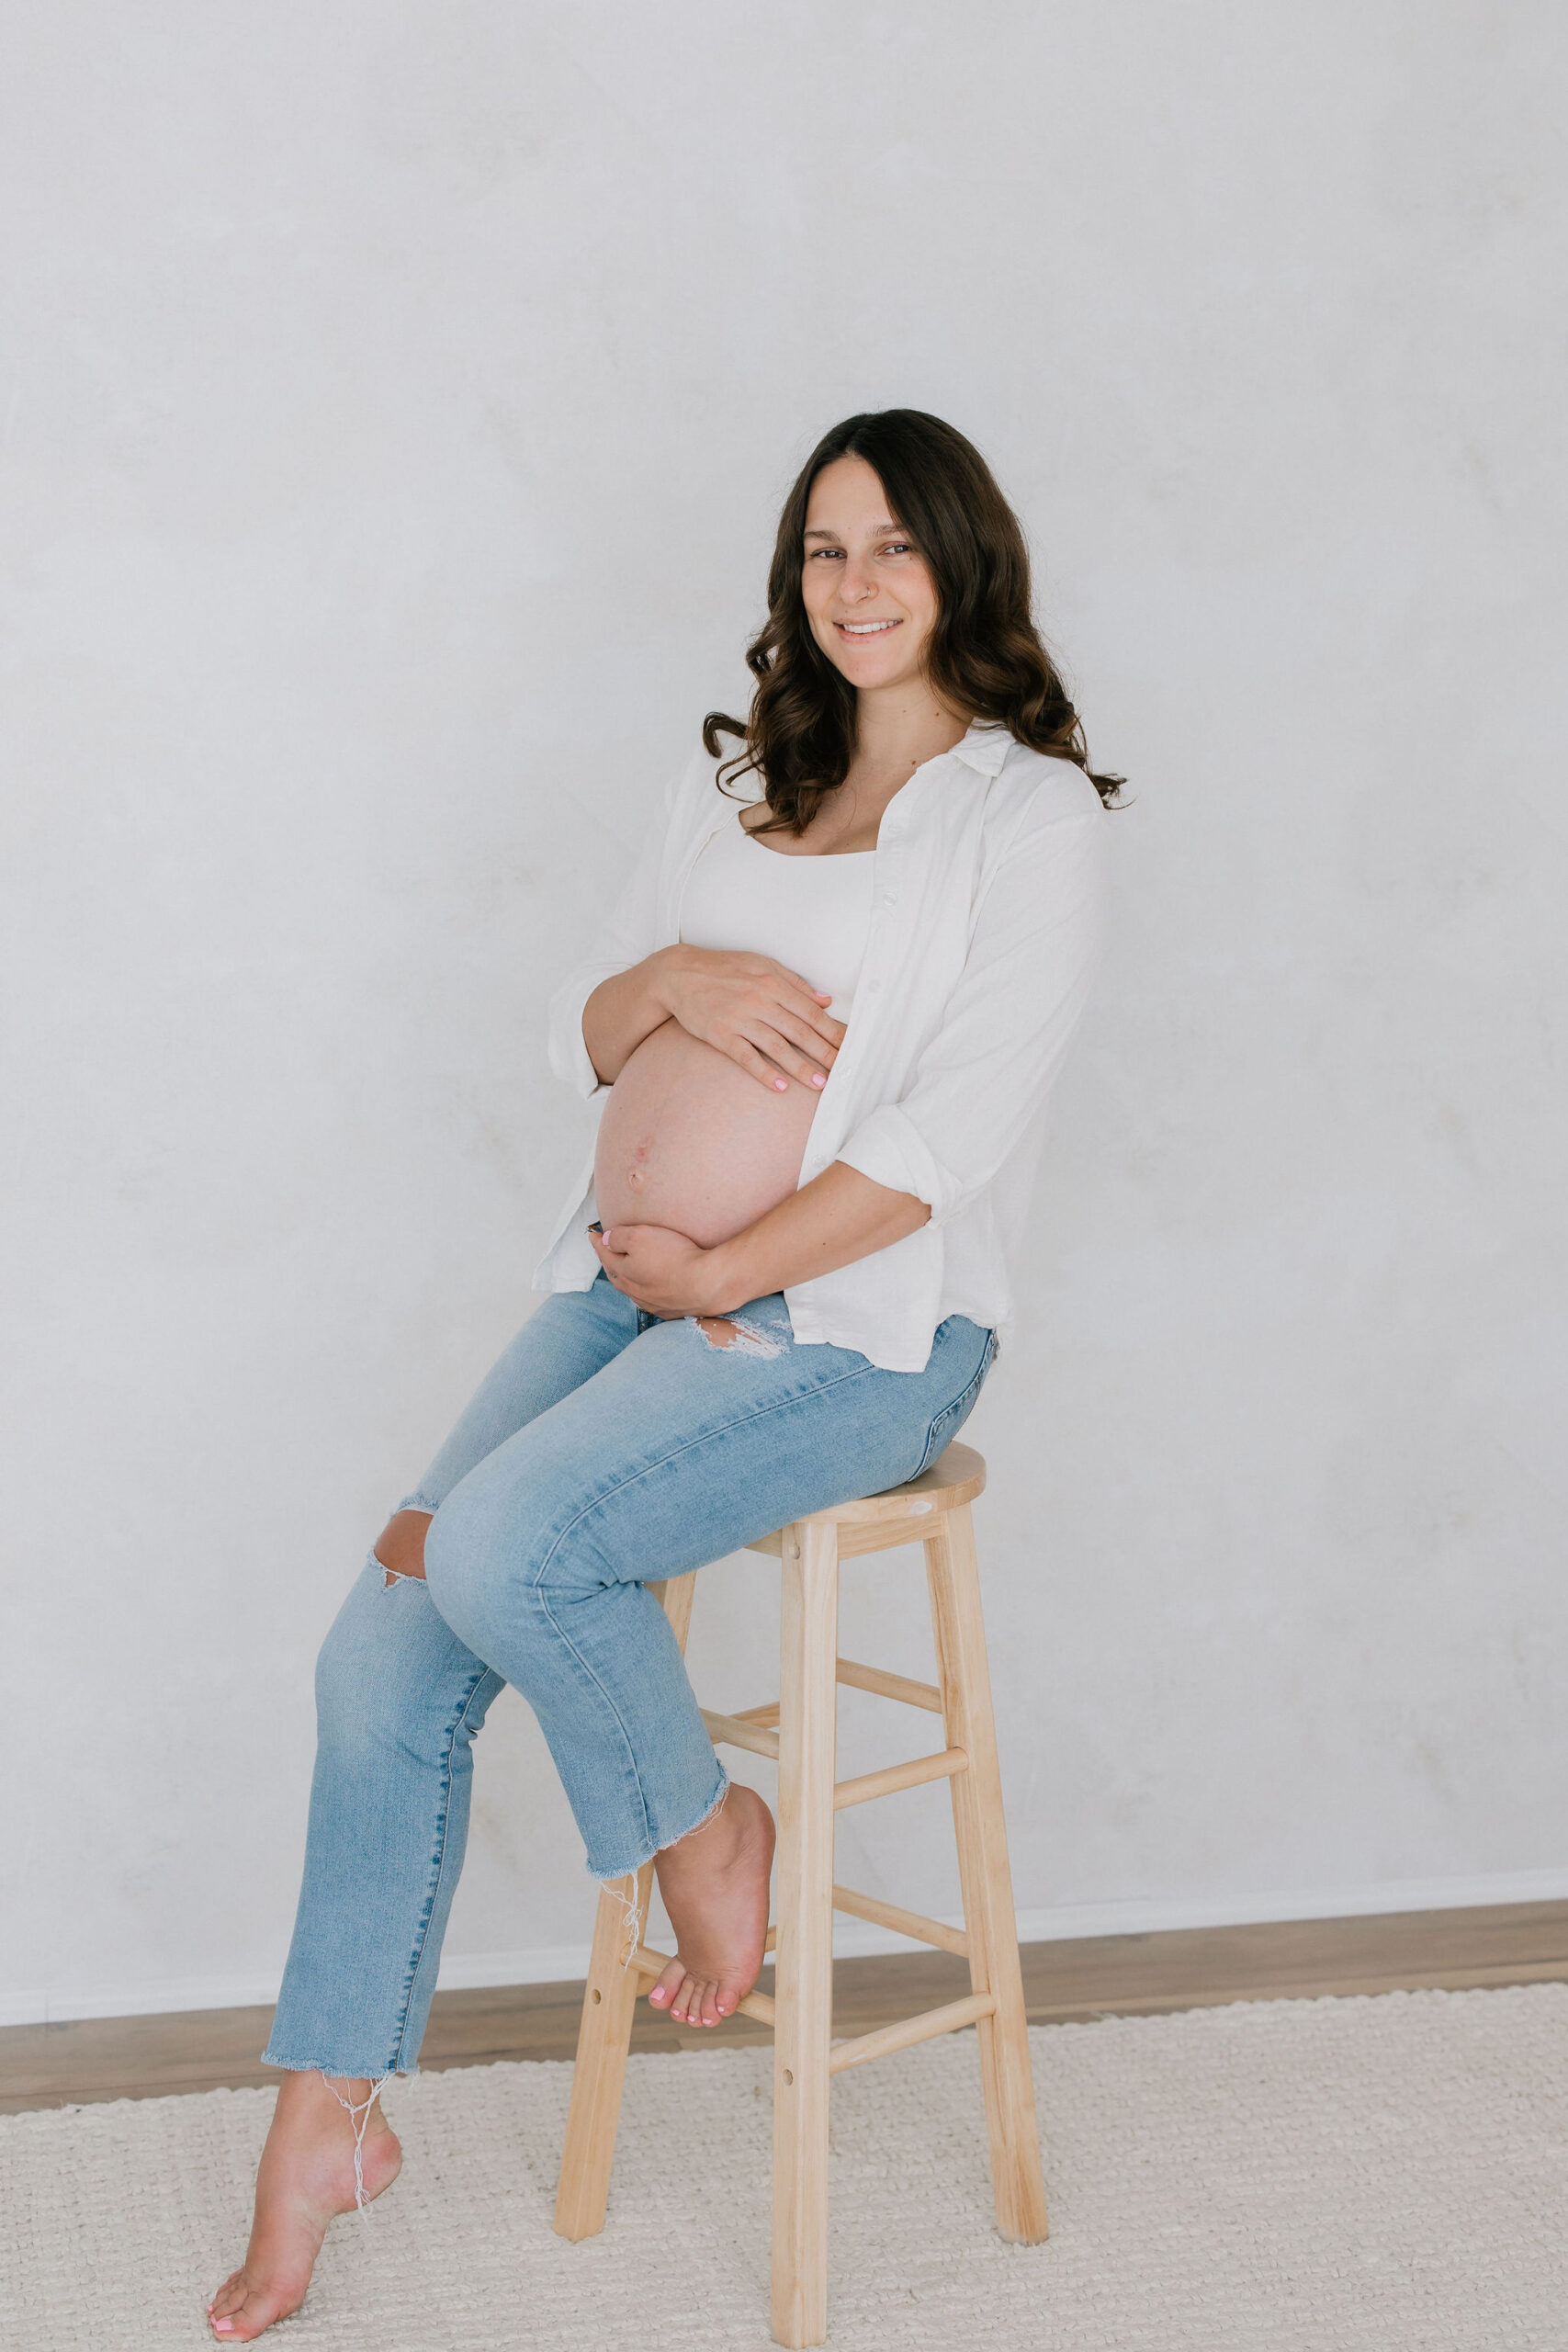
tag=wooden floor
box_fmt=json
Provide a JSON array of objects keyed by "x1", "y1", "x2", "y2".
[{"x1": 5, "y1": 1899, "x2": 1565, "y2": 2116}]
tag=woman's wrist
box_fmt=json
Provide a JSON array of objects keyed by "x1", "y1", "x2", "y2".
[
  {"x1": 696, "y1": 1236, "x2": 753, "y2": 1317},
  {"x1": 643, "y1": 943, "x2": 687, "y2": 1016}
]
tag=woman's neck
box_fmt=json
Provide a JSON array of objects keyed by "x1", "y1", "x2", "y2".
[
  {"x1": 843, "y1": 684, "x2": 971, "y2": 807},
  {"x1": 785, "y1": 685, "x2": 973, "y2": 854}
]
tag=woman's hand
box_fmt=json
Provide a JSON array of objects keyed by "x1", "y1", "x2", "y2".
[
  {"x1": 582, "y1": 944, "x2": 845, "y2": 1093},
  {"x1": 589, "y1": 1221, "x2": 728, "y2": 1317},
  {"x1": 589, "y1": 1161, "x2": 931, "y2": 1322},
  {"x1": 653, "y1": 945, "x2": 847, "y2": 1094}
]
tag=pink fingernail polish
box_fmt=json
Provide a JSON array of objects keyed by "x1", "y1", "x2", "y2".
[{"x1": 810, "y1": 1072, "x2": 825, "y2": 1087}]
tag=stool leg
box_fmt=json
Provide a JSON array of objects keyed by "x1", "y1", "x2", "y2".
[
  {"x1": 925, "y1": 1506, "x2": 1049, "y2": 2244},
  {"x1": 553, "y1": 1571, "x2": 698, "y2": 2241},
  {"x1": 771, "y1": 1520, "x2": 839, "y2": 2348}
]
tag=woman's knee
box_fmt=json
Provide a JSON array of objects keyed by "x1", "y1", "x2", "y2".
[
  {"x1": 373, "y1": 1508, "x2": 431, "y2": 1586},
  {"x1": 423, "y1": 1489, "x2": 599, "y2": 1664},
  {"x1": 420, "y1": 1495, "x2": 504, "y2": 1640}
]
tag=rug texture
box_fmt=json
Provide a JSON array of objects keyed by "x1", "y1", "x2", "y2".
[{"x1": 3, "y1": 1984, "x2": 1565, "y2": 2350}]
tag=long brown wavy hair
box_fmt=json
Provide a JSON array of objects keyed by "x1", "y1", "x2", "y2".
[{"x1": 703, "y1": 409, "x2": 1122, "y2": 836}]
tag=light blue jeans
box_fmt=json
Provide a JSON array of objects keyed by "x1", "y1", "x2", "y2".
[{"x1": 263, "y1": 1272, "x2": 998, "y2": 2078}]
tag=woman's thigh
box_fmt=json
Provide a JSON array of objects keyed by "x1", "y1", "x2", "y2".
[
  {"x1": 401, "y1": 1272, "x2": 641, "y2": 1515},
  {"x1": 423, "y1": 1300, "x2": 996, "y2": 1638}
]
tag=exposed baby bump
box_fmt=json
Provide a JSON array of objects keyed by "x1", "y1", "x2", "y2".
[{"x1": 594, "y1": 1020, "x2": 822, "y2": 1250}]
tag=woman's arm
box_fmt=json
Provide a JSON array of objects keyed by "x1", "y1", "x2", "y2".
[
  {"x1": 589, "y1": 1159, "x2": 929, "y2": 1317},
  {"x1": 580, "y1": 954, "x2": 680, "y2": 1086},
  {"x1": 834, "y1": 799, "x2": 1105, "y2": 1226},
  {"x1": 583, "y1": 945, "x2": 847, "y2": 1092}
]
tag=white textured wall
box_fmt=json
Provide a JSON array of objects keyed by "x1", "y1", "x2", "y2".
[{"x1": 3, "y1": 4, "x2": 1564, "y2": 2023}]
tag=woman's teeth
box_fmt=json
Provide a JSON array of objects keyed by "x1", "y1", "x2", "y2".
[{"x1": 839, "y1": 619, "x2": 898, "y2": 635}]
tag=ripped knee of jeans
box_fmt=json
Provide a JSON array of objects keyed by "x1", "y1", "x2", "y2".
[
  {"x1": 376, "y1": 1508, "x2": 433, "y2": 1589},
  {"x1": 691, "y1": 1313, "x2": 786, "y2": 1360}
]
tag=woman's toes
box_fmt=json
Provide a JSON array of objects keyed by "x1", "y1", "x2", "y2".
[{"x1": 649, "y1": 1959, "x2": 684, "y2": 2010}]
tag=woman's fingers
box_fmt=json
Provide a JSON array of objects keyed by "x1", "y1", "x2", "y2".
[
  {"x1": 727, "y1": 1036, "x2": 795, "y2": 1093},
  {"x1": 774, "y1": 977, "x2": 848, "y2": 1051},
  {"x1": 776, "y1": 959, "x2": 835, "y2": 1004},
  {"x1": 746, "y1": 1023, "x2": 830, "y2": 1090},
  {"x1": 764, "y1": 1005, "x2": 846, "y2": 1069}
]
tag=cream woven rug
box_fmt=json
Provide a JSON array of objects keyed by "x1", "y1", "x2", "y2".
[{"x1": 4, "y1": 1985, "x2": 1565, "y2": 2350}]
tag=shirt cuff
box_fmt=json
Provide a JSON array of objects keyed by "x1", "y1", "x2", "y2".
[{"x1": 835, "y1": 1104, "x2": 959, "y2": 1227}]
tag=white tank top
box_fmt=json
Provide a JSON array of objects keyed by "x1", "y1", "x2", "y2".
[{"x1": 679, "y1": 808, "x2": 875, "y2": 1020}]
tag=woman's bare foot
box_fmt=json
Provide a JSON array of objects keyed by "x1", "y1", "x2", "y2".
[
  {"x1": 648, "y1": 1781, "x2": 775, "y2": 2028},
  {"x1": 207, "y1": 2069, "x2": 402, "y2": 2340}
]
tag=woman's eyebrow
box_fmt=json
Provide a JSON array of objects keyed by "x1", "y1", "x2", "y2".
[{"x1": 803, "y1": 520, "x2": 905, "y2": 541}]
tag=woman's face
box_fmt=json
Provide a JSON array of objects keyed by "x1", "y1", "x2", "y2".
[{"x1": 800, "y1": 455, "x2": 941, "y2": 695}]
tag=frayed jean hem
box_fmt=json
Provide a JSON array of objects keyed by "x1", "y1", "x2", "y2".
[
  {"x1": 586, "y1": 1761, "x2": 732, "y2": 1968},
  {"x1": 584, "y1": 1759, "x2": 731, "y2": 1888},
  {"x1": 258, "y1": 2049, "x2": 415, "y2": 2080}
]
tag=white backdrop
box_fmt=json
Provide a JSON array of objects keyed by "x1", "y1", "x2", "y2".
[{"x1": 4, "y1": 3, "x2": 1565, "y2": 2024}]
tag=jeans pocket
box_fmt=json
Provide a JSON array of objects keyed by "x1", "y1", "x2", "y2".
[{"x1": 912, "y1": 1329, "x2": 998, "y2": 1480}]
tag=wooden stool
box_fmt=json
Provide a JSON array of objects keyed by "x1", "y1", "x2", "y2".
[{"x1": 553, "y1": 1441, "x2": 1047, "y2": 2347}]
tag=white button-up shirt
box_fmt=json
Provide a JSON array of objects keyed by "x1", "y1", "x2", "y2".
[{"x1": 535, "y1": 721, "x2": 1107, "y2": 1373}]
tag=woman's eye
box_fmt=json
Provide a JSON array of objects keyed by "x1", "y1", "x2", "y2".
[
  {"x1": 883, "y1": 541, "x2": 912, "y2": 557},
  {"x1": 807, "y1": 547, "x2": 844, "y2": 560}
]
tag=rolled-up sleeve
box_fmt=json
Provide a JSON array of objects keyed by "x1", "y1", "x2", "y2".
[
  {"x1": 836, "y1": 801, "x2": 1107, "y2": 1227},
  {"x1": 546, "y1": 762, "x2": 687, "y2": 1101}
]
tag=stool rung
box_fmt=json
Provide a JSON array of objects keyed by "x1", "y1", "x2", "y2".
[
  {"x1": 701, "y1": 1708, "x2": 781, "y2": 1761},
  {"x1": 834, "y1": 1747, "x2": 968, "y2": 1810},
  {"x1": 836, "y1": 1657, "x2": 943, "y2": 1713},
  {"x1": 732, "y1": 1701, "x2": 782, "y2": 1728},
  {"x1": 631, "y1": 1945, "x2": 776, "y2": 2026},
  {"x1": 832, "y1": 1883, "x2": 968, "y2": 1958},
  {"x1": 829, "y1": 1991, "x2": 998, "y2": 2076}
]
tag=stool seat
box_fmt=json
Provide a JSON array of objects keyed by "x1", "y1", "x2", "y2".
[
  {"x1": 744, "y1": 1439, "x2": 987, "y2": 1557},
  {"x1": 553, "y1": 1442, "x2": 1046, "y2": 2347}
]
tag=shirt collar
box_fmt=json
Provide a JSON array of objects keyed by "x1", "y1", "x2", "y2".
[{"x1": 951, "y1": 722, "x2": 1012, "y2": 778}]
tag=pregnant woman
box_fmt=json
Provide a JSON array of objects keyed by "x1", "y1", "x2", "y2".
[{"x1": 208, "y1": 408, "x2": 1116, "y2": 2339}]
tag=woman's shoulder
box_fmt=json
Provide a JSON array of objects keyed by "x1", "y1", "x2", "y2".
[{"x1": 988, "y1": 737, "x2": 1106, "y2": 831}]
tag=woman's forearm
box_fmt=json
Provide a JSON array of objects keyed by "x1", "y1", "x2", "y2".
[
  {"x1": 703, "y1": 1160, "x2": 931, "y2": 1313},
  {"x1": 581, "y1": 951, "x2": 678, "y2": 1086}
]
